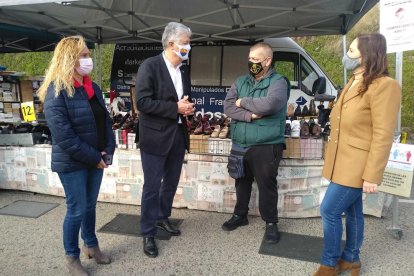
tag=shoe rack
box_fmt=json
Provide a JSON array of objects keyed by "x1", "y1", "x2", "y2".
[
  {"x1": 0, "y1": 72, "x2": 44, "y2": 124},
  {"x1": 0, "y1": 72, "x2": 22, "y2": 123}
]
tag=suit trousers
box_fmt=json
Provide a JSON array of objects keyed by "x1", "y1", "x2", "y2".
[
  {"x1": 233, "y1": 143, "x2": 284, "y2": 223},
  {"x1": 140, "y1": 124, "x2": 186, "y2": 237}
]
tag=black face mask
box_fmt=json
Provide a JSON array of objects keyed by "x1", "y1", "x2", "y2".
[{"x1": 248, "y1": 61, "x2": 264, "y2": 76}]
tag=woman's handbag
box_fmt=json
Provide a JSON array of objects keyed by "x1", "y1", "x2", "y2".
[{"x1": 227, "y1": 144, "x2": 249, "y2": 179}]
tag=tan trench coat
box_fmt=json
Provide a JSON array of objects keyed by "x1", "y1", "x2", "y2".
[{"x1": 322, "y1": 76, "x2": 401, "y2": 188}]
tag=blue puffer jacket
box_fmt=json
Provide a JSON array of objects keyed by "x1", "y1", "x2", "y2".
[{"x1": 43, "y1": 82, "x2": 115, "y2": 172}]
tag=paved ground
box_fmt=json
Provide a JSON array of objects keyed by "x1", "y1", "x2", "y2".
[{"x1": 0, "y1": 189, "x2": 413, "y2": 276}]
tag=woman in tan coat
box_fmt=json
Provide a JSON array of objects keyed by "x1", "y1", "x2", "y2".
[{"x1": 314, "y1": 33, "x2": 401, "y2": 276}]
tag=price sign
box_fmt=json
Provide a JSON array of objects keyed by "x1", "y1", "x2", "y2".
[{"x1": 20, "y1": 101, "x2": 37, "y2": 122}]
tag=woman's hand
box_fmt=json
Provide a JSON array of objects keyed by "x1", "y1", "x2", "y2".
[
  {"x1": 363, "y1": 180, "x2": 378, "y2": 193},
  {"x1": 97, "y1": 159, "x2": 108, "y2": 169},
  {"x1": 97, "y1": 151, "x2": 108, "y2": 169}
]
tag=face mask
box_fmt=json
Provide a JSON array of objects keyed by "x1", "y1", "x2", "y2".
[
  {"x1": 75, "y1": 57, "x2": 93, "y2": 76},
  {"x1": 174, "y1": 43, "x2": 191, "y2": 60},
  {"x1": 248, "y1": 61, "x2": 264, "y2": 76},
  {"x1": 342, "y1": 54, "x2": 360, "y2": 71}
]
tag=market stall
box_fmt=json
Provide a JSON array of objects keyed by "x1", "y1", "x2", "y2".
[
  {"x1": 0, "y1": 139, "x2": 389, "y2": 218},
  {"x1": 0, "y1": 0, "x2": 390, "y2": 219}
]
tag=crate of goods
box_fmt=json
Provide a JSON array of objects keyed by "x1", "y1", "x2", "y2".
[
  {"x1": 127, "y1": 133, "x2": 137, "y2": 149},
  {"x1": 208, "y1": 138, "x2": 232, "y2": 155},
  {"x1": 114, "y1": 129, "x2": 129, "y2": 149},
  {"x1": 284, "y1": 137, "x2": 302, "y2": 158},
  {"x1": 189, "y1": 134, "x2": 209, "y2": 154},
  {"x1": 300, "y1": 138, "x2": 323, "y2": 159}
]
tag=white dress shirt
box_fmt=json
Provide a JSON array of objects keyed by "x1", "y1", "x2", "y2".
[
  {"x1": 162, "y1": 52, "x2": 183, "y2": 100},
  {"x1": 162, "y1": 52, "x2": 184, "y2": 123}
]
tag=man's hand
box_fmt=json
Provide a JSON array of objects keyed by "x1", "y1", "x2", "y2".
[
  {"x1": 251, "y1": 113, "x2": 262, "y2": 120},
  {"x1": 178, "y1": 95, "x2": 195, "y2": 116},
  {"x1": 236, "y1": 98, "x2": 242, "y2": 107},
  {"x1": 363, "y1": 180, "x2": 378, "y2": 193}
]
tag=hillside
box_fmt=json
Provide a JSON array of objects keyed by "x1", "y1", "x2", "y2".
[
  {"x1": 294, "y1": 5, "x2": 413, "y2": 132},
  {"x1": 0, "y1": 4, "x2": 412, "y2": 131}
]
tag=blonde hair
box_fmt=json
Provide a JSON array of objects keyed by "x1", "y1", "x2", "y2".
[{"x1": 38, "y1": 35, "x2": 87, "y2": 102}]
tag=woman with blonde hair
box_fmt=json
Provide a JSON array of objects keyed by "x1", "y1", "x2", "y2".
[
  {"x1": 38, "y1": 36, "x2": 115, "y2": 275},
  {"x1": 313, "y1": 33, "x2": 401, "y2": 276}
]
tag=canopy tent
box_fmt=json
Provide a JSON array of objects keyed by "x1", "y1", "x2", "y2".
[{"x1": 0, "y1": 0, "x2": 378, "y2": 52}]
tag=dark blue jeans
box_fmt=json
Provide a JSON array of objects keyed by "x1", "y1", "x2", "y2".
[
  {"x1": 320, "y1": 182, "x2": 364, "y2": 267},
  {"x1": 140, "y1": 126, "x2": 186, "y2": 237},
  {"x1": 58, "y1": 168, "x2": 103, "y2": 257}
]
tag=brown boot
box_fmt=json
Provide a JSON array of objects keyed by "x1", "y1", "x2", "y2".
[
  {"x1": 337, "y1": 259, "x2": 361, "y2": 276},
  {"x1": 313, "y1": 265, "x2": 338, "y2": 276},
  {"x1": 65, "y1": 256, "x2": 88, "y2": 276},
  {"x1": 82, "y1": 245, "x2": 111, "y2": 264}
]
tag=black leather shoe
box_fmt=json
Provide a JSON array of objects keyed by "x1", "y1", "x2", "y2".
[
  {"x1": 222, "y1": 214, "x2": 249, "y2": 231},
  {"x1": 264, "y1": 222, "x2": 280, "y2": 244},
  {"x1": 156, "y1": 220, "x2": 181, "y2": 236},
  {"x1": 143, "y1": 237, "x2": 158, "y2": 258},
  {"x1": 285, "y1": 123, "x2": 291, "y2": 136}
]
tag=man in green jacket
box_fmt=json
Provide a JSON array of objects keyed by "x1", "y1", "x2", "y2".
[{"x1": 222, "y1": 42, "x2": 289, "y2": 244}]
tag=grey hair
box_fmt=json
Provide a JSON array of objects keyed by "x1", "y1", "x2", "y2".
[
  {"x1": 251, "y1": 42, "x2": 273, "y2": 59},
  {"x1": 161, "y1": 22, "x2": 192, "y2": 49}
]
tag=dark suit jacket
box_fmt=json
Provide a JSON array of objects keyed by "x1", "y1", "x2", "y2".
[{"x1": 135, "y1": 53, "x2": 191, "y2": 156}]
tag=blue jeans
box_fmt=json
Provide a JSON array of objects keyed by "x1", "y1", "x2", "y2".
[
  {"x1": 320, "y1": 182, "x2": 364, "y2": 267},
  {"x1": 58, "y1": 168, "x2": 103, "y2": 257}
]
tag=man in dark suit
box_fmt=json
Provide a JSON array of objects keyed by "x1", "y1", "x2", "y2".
[{"x1": 135, "y1": 22, "x2": 195, "y2": 258}]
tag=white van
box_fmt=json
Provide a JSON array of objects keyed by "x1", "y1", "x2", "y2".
[{"x1": 111, "y1": 37, "x2": 338, "y2": 116}]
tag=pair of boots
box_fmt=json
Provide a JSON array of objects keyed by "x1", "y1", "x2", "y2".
[
  {"x1": 210, "y1": 117, "x2": 230, "y2": 139},
  {"x1": 65, "y1": 246, "x2": 111, "y2": 276},
  {"x1": 193, "y1": 115, "x2": 213, "y2": 135},
  {"x1": 313, "y1": 260, "x2": 361, "y2": 276},
  {"x1": 293, "y1": 100, "x2": 317, "y2": 118}
]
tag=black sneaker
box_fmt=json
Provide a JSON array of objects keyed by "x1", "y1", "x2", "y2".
[
  {"x1": 222, "y1": 214, "x2": 248, "y2": 231},
  {"x1": 264, "y1": 222, "x2": 280, "y2": 244}
]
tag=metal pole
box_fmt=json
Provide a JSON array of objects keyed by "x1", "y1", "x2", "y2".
[
  {"x1": 342, "y1": 35, "x2": 347, "y2": 86},
  {"x1": 390, "y1": 51, "x2": 403, "y2": 239},
  {"x1": 98, "y1": 44, "x2": 102, "y2": 88},
  {"x1": 395, "y1": 52, "x2": 403, "y2": 133}
]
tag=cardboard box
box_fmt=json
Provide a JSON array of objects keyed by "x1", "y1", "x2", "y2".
[
  {"x1": 290, "y1": 138, "x2": 301, "y2": 158},
  {"x1": 283, "y1": 138, "x2": 292, "y2": 158},
  {"x1": 189, "y1": 134, "x2": 209, "y2": 154},
  {"x1": 20, "y1": 80, "x2": 34, "y2": 102}
]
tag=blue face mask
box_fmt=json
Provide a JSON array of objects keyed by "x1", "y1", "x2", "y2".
[{"x1": 342, "y1": 54, "x2": 361, "y2": 71}]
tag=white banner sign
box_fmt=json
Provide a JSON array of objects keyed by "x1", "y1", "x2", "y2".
[{"x1": 380, "y1": 0, "x2": 414, "y2": 53}]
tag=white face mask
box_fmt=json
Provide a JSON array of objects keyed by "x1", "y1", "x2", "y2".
[
  {"x1": 174, "y1": 43, "x2": 191, "y2": 60},
  {"x1": 75, "y1": 57, "x2": 93, "y2": 76},
  {"x1": 342, "y1": 54, "x2": 360, "y2": 71}
]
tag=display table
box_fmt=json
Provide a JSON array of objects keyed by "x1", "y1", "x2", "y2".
[{"x1": 0, "y1": 145, "x2": 389, "y2": 217}]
